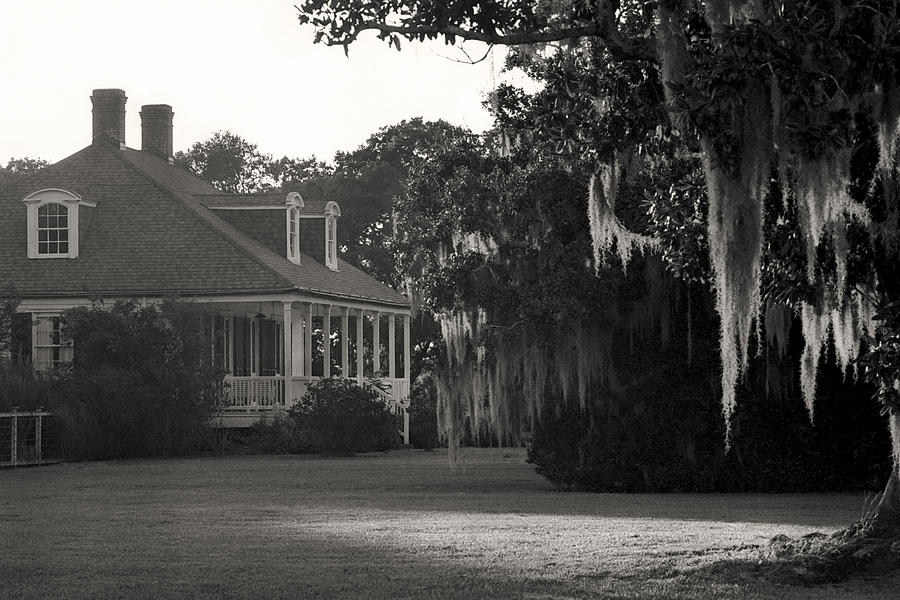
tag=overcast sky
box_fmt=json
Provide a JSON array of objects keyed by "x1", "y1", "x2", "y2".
[{"x1": 0, "y1": 0, "x2": 502, "y2": 164}]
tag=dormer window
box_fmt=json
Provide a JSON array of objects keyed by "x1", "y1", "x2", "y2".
[
  {"x1": 324, "y1": 201, "x2": 340, "y2": 271},
  {"x1": 38, "y1": 203, "x2": 69, "y2": 255},
  {"x1": 24, "y1": 188, "x2": 93, "y2": 259},
  {"x1": 285, "y1": 192, "x2": 304, "y2": 264},
  {"x1": 288, "y1": 207, "x2": 300, "y2": 259}
]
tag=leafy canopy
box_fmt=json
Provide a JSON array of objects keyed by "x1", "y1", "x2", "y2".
[{"x1": 175, "y1": 130, "x2": 331, "y2": 193}]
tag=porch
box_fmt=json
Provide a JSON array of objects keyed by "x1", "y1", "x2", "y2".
[{"x1": 197, "y1": 299, "x2": 412, "y2": 443}]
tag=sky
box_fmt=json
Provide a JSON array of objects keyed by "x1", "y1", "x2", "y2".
[{"x1": 0, "y1": 0, "x2": 503, "y2": 164}]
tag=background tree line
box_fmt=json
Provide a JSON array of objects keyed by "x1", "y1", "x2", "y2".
[{"x1": 0, "y1": 54, "x2": 892, "y2": 496}]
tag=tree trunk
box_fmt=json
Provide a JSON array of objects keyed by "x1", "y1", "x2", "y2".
[{"x1": 873, "y1": 411, "x2": 900, "y2": 534}]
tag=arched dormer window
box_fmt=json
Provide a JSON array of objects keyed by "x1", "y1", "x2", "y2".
[
  {"x1": 285, "y1": 192, "x2": 304, "y2": 264},
  {"x1": 38, "y1": 203, "x2": 69, "y2": 255},
  {"x1": 324, "y1": 201, "x2": 341, "y2": 271},
  {"x1": 24, "y1": 188, "x2": 92, "y2": 259}
]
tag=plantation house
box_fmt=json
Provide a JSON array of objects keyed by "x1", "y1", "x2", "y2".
[{"x1": 0, "y1": 89, "x2": 412, "y2": 439}]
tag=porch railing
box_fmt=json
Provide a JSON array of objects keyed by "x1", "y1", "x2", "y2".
[
  {"x1": 222, "y1": 376, "x2": 285, "y2": 410},
  {"x1": 382, "y1": 378, "x2": 410, "y2": 406},
  {"x1": 366, "y1": 378, "x2": 410, "y2": 446}
]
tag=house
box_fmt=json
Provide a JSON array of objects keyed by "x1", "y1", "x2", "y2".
[{"x1": 0, "y1": 89, "x2": 412, "y2": 441}]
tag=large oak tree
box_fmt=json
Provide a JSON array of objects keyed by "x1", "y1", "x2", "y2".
[{"x1": 296, "y1": 0, "x2": 900, "y2": 557}]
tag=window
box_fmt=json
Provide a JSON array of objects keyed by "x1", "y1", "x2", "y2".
[
  {"x1": 288, "y1": 206, "x2": 300, "y2": 262},
  {"x1": 324, "y1": 201, "x2": 341, "y2": 270},
  {"x1": 37, "y1": 203, "x2": 69, "y2": 255},
  {"x1": 325, "y1": 215, "x2": 337, "y2": 269},
  {"x1": 24, "y1": 188, "x2": 92, "y2": 259},
  {"x1": 33, "y1": 315, "x2": 73, "y2": 372},
  {"x1": 285, "y1": 192, "x2": 304, "y2": 264}
]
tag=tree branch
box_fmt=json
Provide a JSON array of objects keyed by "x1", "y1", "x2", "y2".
[
  {"x1": 432, "y1": 43, "x2": 494, "y2": 66},
  {"x1": 297, "y1": 0, "x2": 658, "y2": 64},
  {"x1": 351, "y1": 23, "x2": 655, "y2": 62}
]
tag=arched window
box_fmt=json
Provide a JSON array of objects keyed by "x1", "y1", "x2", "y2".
[
  {"x1": 24, "y1": 188, "x2": 89, "y2": 259},
  {"x1": 37, "y1": 203, "x2": 69, "y2": 255},
  {"x1": 288, "y1": 206, "x2": 300, "y2": 259},
  {"x1": 325, "y1": 215, "x2": 337, "y2": 268},
  {"x1": 324, "y1": 201, "x2": 341, "y2": 271},
  {"x1": 284, "y1": 192, "x2": 304, "y2": 264}
]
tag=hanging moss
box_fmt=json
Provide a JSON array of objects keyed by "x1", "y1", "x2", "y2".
[
  {"x1": 435, "y1": 307, "x2": 619, "y2": 460},
  {"x1": 402, "y1": 2, "x2": 900, "y2": 474},
  {"x1": 653, "y1": 2, "x2": 900, "y2": 448},
  {"x1": 799, "y1": 292, "x2": 877, "y2": 419},
  {"x1": 800, "y1": 301, "x2": 829, "y2": 419},
  {"x1": 587, "y1": 158, "x2": 659, "y2": 270},
  {"x1": 764, "y1": 301, "x2": 792, "y2": 359},
  {"x1": 877, "y1": 83, "x2": 900, "y2": 173},
  {"x1": 793, "y1": 152, "x2": 857, "y2": 283},
  {"x1": 699, "y1": 77, "x2": 771, "y2": 443}
]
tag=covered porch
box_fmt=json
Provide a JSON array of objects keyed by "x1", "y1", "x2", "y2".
[{"x1": 196, "y1": 298, "x2": 412, "y2": 443}]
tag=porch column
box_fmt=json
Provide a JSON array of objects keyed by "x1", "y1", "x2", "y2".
[
  {"x1": 341, "y1": 307, "x2": 349, "y2": 378},
  {"x1": 402, "y1": 314, "x2": 411, "y2": 446},
  {"x1": 404, "y1": 314, "x2": 411, "y2": 380},
  {"x1": 291, "y1": 306, "x2": 303, "y2": 377},
  {"x1": 388, "y1": 314, "x2": 396, "y2": 379},
  {"x1": 356, "y1": 309, "x2": 364, "y2": 384},
  {"x1": 372, "y1": 312, "x2": 381, "y2": 376},
  {"x1": 323, "y1": 305, "x2": 332, "y2": 378},
  {"x1": 251, "y1": 318, "x2": 259, "y2": 375},
  {"x1": 282, "y1": 302, "x2": 293, "y2": 405},
  {"x1": 304, "y1": 303, "x2": 314, "y2": 378}
]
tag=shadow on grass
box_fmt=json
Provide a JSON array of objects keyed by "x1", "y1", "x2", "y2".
[
  {"x1": 665, "y1": 532, "x2": 900, "y2": 588},
  {"x1": 1, "y1": 526, "x2": 645, "y2": 600},
  {"x1": 4, "y1": 451, "x2": 874, "y2": 528}
]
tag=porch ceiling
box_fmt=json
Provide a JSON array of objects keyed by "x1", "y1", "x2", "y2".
[{"x1": 194, "y1": 298, "x2": 410, "y2": 317}]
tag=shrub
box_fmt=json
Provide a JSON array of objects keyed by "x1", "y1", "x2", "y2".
[
  {"x1": 242, "y1": 412, "x2": 305, "y2": 454},
  {"x1": 0, "y1": 286, "x2": 18, "y2": 357},
  {"x1": 408, "y1": 372, "x2": 440, "y2": 449},
  {"x1": 0, "y1": 361, "x2": 66, "y2": 412},
  {"x1": 527, "y1": 347, "x2": 891, "y2": 493},
  {"x1": 58, "y1": 299, "x2": 224, "y2": 459},
  {"x1": 288, "y1": 378, "x2": 400, "y2": 453},
  {"x1": 525, "y1": 287, "x2": 892, "y2": 493}
]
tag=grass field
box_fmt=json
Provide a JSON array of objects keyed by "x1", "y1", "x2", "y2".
[{"x1": 1, "y1": 448, "x2": 897, "y2": 599}]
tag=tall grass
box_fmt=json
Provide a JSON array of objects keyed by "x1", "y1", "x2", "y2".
[{"x1": 0, "y1": 360, "x2": 66, "y2": 412}]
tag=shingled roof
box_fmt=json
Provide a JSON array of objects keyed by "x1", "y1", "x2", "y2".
[
  {"x1": 0, "y1": 168, "x2": 22, "y2": 188},
  {"x1": 194, "y1": 192, "x2": 330, "y2": 214},
  {"x1": 0, "y1": 139, "x2": 408, "y2": 308}
]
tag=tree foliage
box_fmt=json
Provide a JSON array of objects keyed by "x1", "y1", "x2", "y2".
[
  {"x1": 298, "y1": 0, "x2": 900, "y2": 541},
  {"x1": 59, "y1": 300, "x2": 223, "y2": 458},
  {"x1": 393, "y1": 131, "x2": 687, "y2": 456},
  {"x1": 296, "y1": 0, "x2": 655, "y2": 60},
  {"x1": 2, "y1": 157, "x2": 50, "y2": 177},
  {"x1": 175, "y1": 131, "x2": 279, "y2": 193},
  {"x1": 175, "y1": 130, "x2": 330, "y2": 193},
  {"x1": 307, "y1": 118, "x2": 474, "y2": 286}
]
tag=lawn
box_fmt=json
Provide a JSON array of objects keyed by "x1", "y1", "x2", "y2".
[{"x1": 1, "y1": 448, "x2": 897, "y2": 599}]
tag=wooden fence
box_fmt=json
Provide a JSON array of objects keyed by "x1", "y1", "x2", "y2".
[{"x1": 0, "y1": 410, "x2": 60, "y2": 467}]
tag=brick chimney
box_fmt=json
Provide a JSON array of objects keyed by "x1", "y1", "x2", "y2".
[
  {"x1": 140, "y1": 104, "x2": 174, "y2": 162},
  {"x1": 91, "y1": 89, "x2": 127, "y2": 148}
]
